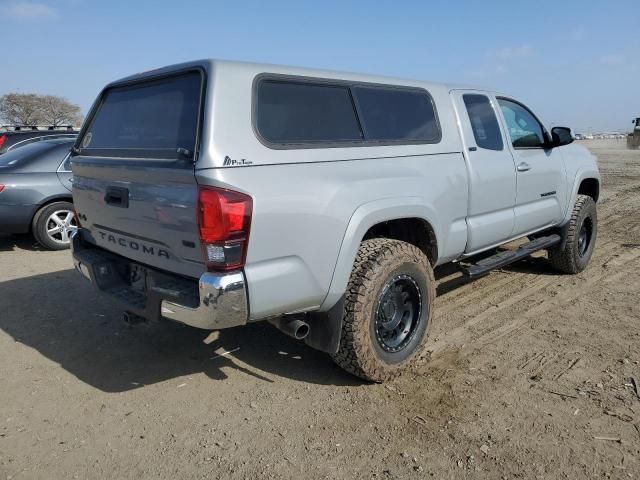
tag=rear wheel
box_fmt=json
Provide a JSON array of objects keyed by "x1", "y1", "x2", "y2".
[
  {"x1": 32, "y1": 201, "x2": 77, "y2": 250},
  {"x1": 547, "y1": 194, "x2": 597, "y2": 273},
  {"x1": 332, "y1": 239, "x2": 435, "y2": 382}
]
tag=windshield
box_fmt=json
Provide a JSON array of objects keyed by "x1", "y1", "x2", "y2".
[
  {"x1": 7, "y1": 133, "x2": 77, "y2": 152},
  {"x1": 78, "y1": 71, "x2": 202, "y2": 160}
]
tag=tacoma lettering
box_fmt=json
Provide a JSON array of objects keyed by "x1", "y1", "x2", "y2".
[{"x1": 97, "y1": 231, "x2": 169, "y2": 259}]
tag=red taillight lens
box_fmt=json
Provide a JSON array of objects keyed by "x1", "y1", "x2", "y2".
[
  {"x1": 0, "y1": 135, "x2": 6, "y2": 149},
  {"x1": 198, "y1": 186, "x2": 252, "y2": 271},
  {"x1": 0, "y1": 184, "x2": 4, "y2": 193}
]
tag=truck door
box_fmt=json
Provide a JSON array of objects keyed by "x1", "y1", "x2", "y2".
[
  {"x1": 496, "y1": 98, "x2": 566, "y2": 235},
  {"x1": 452, "y1": 91, "x2": 516, "y2": 253}
]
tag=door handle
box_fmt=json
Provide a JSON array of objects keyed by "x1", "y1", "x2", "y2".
[{"x1": 517, "y1": 162, "x2": 531, "y2": 172}]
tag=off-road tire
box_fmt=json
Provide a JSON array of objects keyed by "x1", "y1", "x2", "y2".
[
  {"x1": 332, "y1": 239, "x2": 435, "y2": 382},
  {"x1": 32, "y1": 201, "x2": 75, "y2": 251},
  {"x1": 547, "y1": 194, "x2": 597, "y2": 273}
]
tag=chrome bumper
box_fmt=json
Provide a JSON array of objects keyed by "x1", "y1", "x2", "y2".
[
  {"x1": 159, "y1": 272, "x2": 248, "y2": 330},
  {"x1": 71, "y1": 229, "x2": 248, "y2": 330}
]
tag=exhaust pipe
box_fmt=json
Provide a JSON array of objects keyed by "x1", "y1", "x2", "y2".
[
  {"x1": 268, "y1": 316, "x2": 310, "y2": 340},
  {"x1": 123, "y1": 311, "x2": 147, "y2": 325}
]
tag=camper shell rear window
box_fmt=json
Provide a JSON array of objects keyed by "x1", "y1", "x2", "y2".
[{"x1": 78, "y1": 71, "x2": 203, "y2": 160}]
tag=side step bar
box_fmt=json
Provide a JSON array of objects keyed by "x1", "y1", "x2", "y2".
[{"x1": 459, "y1": 234, "x2": 561, "y2": 278}]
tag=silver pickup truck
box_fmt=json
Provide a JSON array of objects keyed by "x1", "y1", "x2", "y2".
[{"x1": 70, "y1": 59, "x2": 600, "y2": 381}]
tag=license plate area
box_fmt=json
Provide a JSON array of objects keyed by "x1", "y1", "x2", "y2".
[
  {"x1": 75, "y1": 236, "x2": 201, "y2": 320},
  {"x1": 127, "y1": 263, "x2": 148, "y2": 294}
]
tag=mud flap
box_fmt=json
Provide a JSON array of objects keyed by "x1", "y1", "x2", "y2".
[
  {"x1": 304, "y1": 296, "x2": 345, "y2": 354},
  {"x1": 559, "y1": 221, "x2": 571, "y2": 251}
]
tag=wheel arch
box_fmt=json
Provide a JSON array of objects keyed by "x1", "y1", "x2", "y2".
[
  {"x1": 362, "y1": 217, "x2": 438, "y2": 265},
  {"x1": 577, "y1": 177, "x2": 600, "y2": 203},
  {"x1": 558, "y1": 173, "x2": 599, "y2": 250},
  {"x1": 306, "y1": 199, "x2": 439, "y2": 355},
  {"x1": 562, "y1": 170, "x2": 600, "y2": 226},
  {"x1": 319, "y1": 197, "x2": 440, "y2": 312},
  {"x1": 29, "y1": 194, "x2": 74, "y2": 231}
]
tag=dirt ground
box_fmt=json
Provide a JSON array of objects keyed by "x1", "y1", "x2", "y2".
[{"x1": 1, "y1": 139, "x2": 639, "y2": 479}]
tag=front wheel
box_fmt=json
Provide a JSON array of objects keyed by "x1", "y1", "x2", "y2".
[
  {"x1": 547, "y1": 194, "x2": 597, "y2": 273},
  {"x1": 332, "y1": 239, "x2": 435, "y2": 382}
]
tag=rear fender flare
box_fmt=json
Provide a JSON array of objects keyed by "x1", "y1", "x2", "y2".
[{"x1": 319, "y1": 196, "x2": 440, "y2": 312}]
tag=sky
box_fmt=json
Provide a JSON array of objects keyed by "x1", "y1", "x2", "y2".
[{"x1": 0, "y1": 0, "x2": 638, "y2": 133}]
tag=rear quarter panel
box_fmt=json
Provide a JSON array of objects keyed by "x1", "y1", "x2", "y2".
[{"x1": 198, "y1": 154, "x2": 468, "y2": 319}]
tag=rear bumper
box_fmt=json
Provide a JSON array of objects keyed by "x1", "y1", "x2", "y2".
[
  {"x1": 159, "y1": 272, "x2": 248, "y2": 330},
  {"x1": 71, "y1": 229, "x2": 248, "y2": 330}
]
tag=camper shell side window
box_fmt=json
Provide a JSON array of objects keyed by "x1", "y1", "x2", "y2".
[{"x1": 253, "y1": 74, "x2": 442, "y2": 149}]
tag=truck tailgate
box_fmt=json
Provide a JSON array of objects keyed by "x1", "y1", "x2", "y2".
[{"x1": 72, "y1": 160, "x2": 204, "y2": 279}]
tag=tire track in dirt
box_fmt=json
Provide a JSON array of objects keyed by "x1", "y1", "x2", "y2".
[
  {"x1": 432, "y1": 183, "x2": 638, "y2": 320},
  {"x1": 425, "y1": 183, "x2": 640, "y2": 358},
  {"x1": 429, "y1": 204, "x2": 639, "y2": 328},
  {"x1": 429, "y1": 239, "x2": 622, "y2": 347},
  {"x1": 435, "y1": 273, "x2": 526, "y2": 315},
  {"x1": 465, "y1": 250, "x2": 639, "y2": 351},
  {"x1": 429, "y1": 241, "x2": 639, "y2": 356}
]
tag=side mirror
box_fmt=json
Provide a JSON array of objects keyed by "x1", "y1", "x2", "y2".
[{"x1": 550, "y1": 127, "x2": 574, "y2": 147}]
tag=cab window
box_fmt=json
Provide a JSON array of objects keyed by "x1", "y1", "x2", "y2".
[
  {"x1": 463, "y1": 94, "x2": 503, "y2": 151},
  {"x1": 497, "y1": 98, "x2": 546, "y2": 148}
]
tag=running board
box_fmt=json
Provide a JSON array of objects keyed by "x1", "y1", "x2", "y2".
[{"x1": 459, "y1": 234, "x2": 561, "y2": 278}]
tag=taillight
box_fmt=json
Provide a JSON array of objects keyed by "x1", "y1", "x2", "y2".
[
  {"x1": 0, "y1": 135, "x2": 6, "y2": 149},
  {"x1": 198, "y1": 186, "x2": 252, "y2": 271},
  {"x1": 0, "y1": 184, "x2": 4, "y2": 193}
]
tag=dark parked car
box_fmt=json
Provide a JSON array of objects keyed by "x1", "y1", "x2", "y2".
[
  {"x1": 0, "y1": 138, "x2": 77, "y2": 249},
  {"x1": 0, "y1": 130, "x2": 78, "y2": 155}
]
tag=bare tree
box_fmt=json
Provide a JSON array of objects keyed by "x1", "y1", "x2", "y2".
[
  {"x1": 40, "y1": 95, "x2": 83, "y2": 127},
  {"x1": 0, "y1": 93, "x2": 43, "y2": 125},
  {"x1": 0, "y1": 93, "x2": 83, "y2": 127}
]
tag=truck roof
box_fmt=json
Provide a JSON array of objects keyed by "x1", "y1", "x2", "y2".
[{"x1": 106, "y1": 58, "x2": 493, "y2": 96}]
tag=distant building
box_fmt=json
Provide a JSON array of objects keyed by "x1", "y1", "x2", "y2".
[{"x1": 574, "y1": 132, "x2": 626, "y2": 140}]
